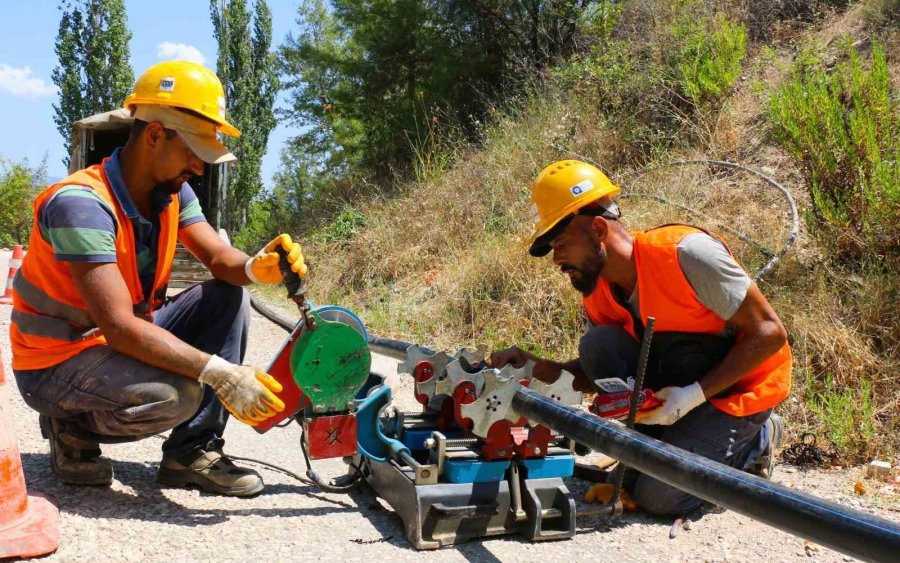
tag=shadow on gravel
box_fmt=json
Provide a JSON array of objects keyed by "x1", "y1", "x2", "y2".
[
  {"x1": 565, "y1": 475, "x2": 725, "y2": 535},
  {"x1": 335, "y1": 482, "x2": 543, "y2": 561},
  {"x1": 20, "y1": 453, "x2": 359, "y2": 526}
]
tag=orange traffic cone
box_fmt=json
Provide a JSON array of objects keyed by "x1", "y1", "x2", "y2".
[
  {"x1": 0, "y1": 244, "x2": 24, "y2": 305},
  {"x1": 0, "y1": 351, "x2": 60, "y2": 559}
]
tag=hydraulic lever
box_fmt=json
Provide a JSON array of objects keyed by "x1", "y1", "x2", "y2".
[{"x1": 275, "y1": 245, "x2": 316, "y2": 331}]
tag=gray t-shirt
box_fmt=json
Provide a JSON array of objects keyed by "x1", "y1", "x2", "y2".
[{"x1": 627, "y1": 232, "x2": 751, "y2": 321}]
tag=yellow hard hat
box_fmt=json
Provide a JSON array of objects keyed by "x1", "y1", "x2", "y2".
[
  {"x1": 124, "y1": 60, "x2": 240, "y2": 138},
  {"x1": 528, "y1": 160, "x2": 620, "y2": 257}
]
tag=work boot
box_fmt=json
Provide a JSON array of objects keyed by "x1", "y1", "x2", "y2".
[
  {"x1": 156, "y1": 448, "x2": 263, "y2": 497},
  {"x1": 748, "y1": 413, "x2": 783, "y2": 479},
  {"x1": 39, "y1": 415, "x2": 113, "y2": 486}
]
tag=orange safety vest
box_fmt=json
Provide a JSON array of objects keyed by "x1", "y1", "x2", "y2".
[
  {"x1": 583, "y1": 224, "x2": 791, "y2": 417},
  {"x1": 10, "y1": 160, "x2": 179, "y2": 371}
]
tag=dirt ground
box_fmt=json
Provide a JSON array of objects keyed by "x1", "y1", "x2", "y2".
[{"x1": 1, "y1": 294, "x2": 898, "y2": 563}]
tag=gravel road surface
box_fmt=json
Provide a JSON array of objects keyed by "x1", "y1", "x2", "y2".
[{"x1": 1, "y1": 293, "x2": 896, "y2": 562}]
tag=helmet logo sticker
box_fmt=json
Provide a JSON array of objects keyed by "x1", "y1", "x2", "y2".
[
  {"x1": 530, "y1": 203, "x2": 540, "y2": 226},
  {"x1": 570, "y1": 179, "x2": 594, "y2": 197},
  {"x1": 218, "y1": 96, "x2": 226, "y2": 118},
  {"x1": 159, "y1": 77, "x2": 176, "y2": 92}
]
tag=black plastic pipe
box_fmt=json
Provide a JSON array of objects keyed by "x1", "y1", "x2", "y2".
[
  {"x1": 366, "y1": 334, "x2": 434, "y2": 361},
  {"x1": 513, "y1": 387, "x2": 900, "y2": 562}
]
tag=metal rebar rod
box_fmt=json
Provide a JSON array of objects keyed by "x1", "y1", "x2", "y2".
[
  {"x1": 512, "y1": 387, "x2": 900, "y2": 563},
  {"x1": 608, "y1": 317, "x2": 656, "y2": 507},
  {"x1": 625, "y1": 317, "x2": 655, "y2": 428}
]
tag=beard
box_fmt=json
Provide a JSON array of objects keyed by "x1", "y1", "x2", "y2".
[
  {"x1": 155, "y1": 173, "x2": 193, "y2": 195},
  {"x1": 561, "y1": 241, "x2": 606, "y2": 296},
  {"x1": 155, "y1": 181, "x2": 183, "y2": 195}
]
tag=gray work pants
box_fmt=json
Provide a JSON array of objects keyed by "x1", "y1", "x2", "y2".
[
  {"x1": 579, "y1": 325, "x2": 770, "y2": 516},
  {"x1": 14, "y1": 280, "x2": 250, "y2": 459}
]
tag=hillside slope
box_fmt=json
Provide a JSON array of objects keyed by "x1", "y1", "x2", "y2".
[{"x1": 290, "y1": 5, "x2": 899, "y2": 460}]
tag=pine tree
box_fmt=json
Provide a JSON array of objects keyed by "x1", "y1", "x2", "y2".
[
  {"x1": 52, "y1": 0, "x2": 133, "y2": 169},
  {"x1": 279, "y1": 0, "x2": 595, "y2": 183},
  {"x1": 210, "y1": 0, "x2": 279, "y2": 230}
]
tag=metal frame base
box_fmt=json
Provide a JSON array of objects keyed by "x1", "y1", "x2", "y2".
[{"x1": 363, "y1": 458, "x2": 575, "y2": 550}]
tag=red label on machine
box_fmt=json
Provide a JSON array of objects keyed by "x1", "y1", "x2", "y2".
[
  {"x1": 254, "y1": 325, "x2": 310, "y2": 434},
  {"x1": 589, "y1": 378, "x2": 662, "y2": 420},
  {"x1": 303, "y1": 414, "x2": 358, "y2": 459}
]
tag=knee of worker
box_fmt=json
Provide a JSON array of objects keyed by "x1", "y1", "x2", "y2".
[
  {"x1": 112, "y1": 377, "x2": 204, "y2": 435},
  {"x1": 198, "y1": 280, "x2": 250, "y2": 333},
  {"x1": 165, "y1": 377, "x2": 204, "y2": 426},
  {"x1": 632, "y1": 474, "x2": 703, "y2": 516},
  {"x1": 579, "y1": 325, "x2": 640, "y2": 381},
  {"x1": 209, "y1": 280, "x2": 250, "y2": 318}
]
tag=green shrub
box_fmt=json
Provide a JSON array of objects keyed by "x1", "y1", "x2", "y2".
[
  {"x1": 311, "y1": 207, "x2": 367, "y2": 243},
  {"x1": 806, "y1": 372, "x2": 877, "y2": 457},
  {"x1": 232, "y1": 199, "x2": 275, "y2": 252},
  {"x1": 0, "y1": 158, "x2": 44, "y2": 248},
  {"x1": 768, "y1": 39, "x2": 899, "y2": 259},
  {"x1": 673, "y1": 15, "x2": 747, "y2": 105},
  {"x1": 555, "y1": 2, "x2": 746, "y2": 153}
]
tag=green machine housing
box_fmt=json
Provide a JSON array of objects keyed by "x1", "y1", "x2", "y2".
[{"x1": 254, "y1": 309, "x2": 372, "y2": 460}]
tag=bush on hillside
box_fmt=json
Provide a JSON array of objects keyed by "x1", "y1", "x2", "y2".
[
  {"x1": 768, "y1": 38, "x2": 899, "y2": 260},
  {"x1": 0, "y1": 158, "x2": 44, "y2": 248},
  {"x1": 673, "y1": 15, "x2": 747, "y2": 106},
  {"x1": 557, "y1": 1, "x2": 746, "y2": 156}
]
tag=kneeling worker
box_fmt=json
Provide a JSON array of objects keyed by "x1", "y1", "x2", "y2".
[
  {"x1": 491, "y1": 160, "x2": 791, "y2": 515},
  {"x1": 10, "y1": 61, "x2": 305, "y2": 496}
]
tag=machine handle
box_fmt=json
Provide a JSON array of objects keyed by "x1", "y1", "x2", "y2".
[
  {"x1": 274, "y1": 245, "x2": 304, "y2": 300},
  {"x1": 356, "y1": 385, "x2": 411, "y2": 463},
  {"x1": 430, "y1": 502, "x2": 499, "y2": 520}
]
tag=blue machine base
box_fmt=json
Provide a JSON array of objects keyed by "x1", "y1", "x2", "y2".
[
  {"x1": 519, "y1": 454, "x2": 575, "y2": 479},
  {"x1": 445, "y1": 459, "x2": 511, "y2": 484}
]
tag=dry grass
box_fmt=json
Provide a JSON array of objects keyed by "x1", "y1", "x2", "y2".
[{"x1": 291, "y1": 8, "x2": 898, "y2": 461}]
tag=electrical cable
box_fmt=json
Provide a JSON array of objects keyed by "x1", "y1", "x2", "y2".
[
  {"x1": 232, "y1": 417, "x2": 364, "y2": 494},
  {"x1": 297, "y1": 428, "x2": 364, "y2": 494},
  {"x1": 153, "y1": 423, "x2": 364, "y2": 494},
  {"x1": 249, "y1": 292, "x2": 295, "y2": 332},
  {"x1": 618, "y1": 159, "x2": 799, "y2": 281}
]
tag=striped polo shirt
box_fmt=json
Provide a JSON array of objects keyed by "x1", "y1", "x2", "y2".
[{"x1": 38, "y1": 148, "x2": 206, "y2": 296}]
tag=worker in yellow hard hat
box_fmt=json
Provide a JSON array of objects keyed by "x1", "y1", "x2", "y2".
[
  {"x1": 491, "y1": 160, "x2": 792, "y2": 515},
  {"x1": 11, "y1": 60, "x2": 304, "y2": 496}
]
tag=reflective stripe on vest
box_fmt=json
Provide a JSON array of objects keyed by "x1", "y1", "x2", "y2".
[
  {"x1": 11, "y1": 310, "x2": 99, "y2": 342},
  {"x1": 12, "y1": 271, "x2": 95, "y2": 327},
  {"x1": 15, "y1": 270, "x2": 157, "y2": 323},
  {"x1": 10, "y1": 160, "x2": 179, "y2": 371},
  {"x1": 582, "y1": 224, "x2": 792, "y2": 417}
]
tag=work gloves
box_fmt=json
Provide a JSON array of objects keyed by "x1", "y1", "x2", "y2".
[
  {"x1": 245, "y1": 234, "x2": 308, "y2": 284},
  {"x1": 199, "y1": 355, "x2": 285, "y2": 426},
  {"x1": 635, "y1": 382, "x2": 706, "y2": 426},
  {"x1": 584, "y1": 483, "x2": 638, "y2": 510}
]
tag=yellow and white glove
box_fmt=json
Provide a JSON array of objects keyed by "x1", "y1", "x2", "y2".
[
  {"x1": 198, "y1": 355, "x2": 285, "y2": 426},
  {"x1": 635, "y1": 382, "x2": 706, "y2": 426},
  {"x1": 245, "y1": 233, "x2": 307, "y2": 284}
]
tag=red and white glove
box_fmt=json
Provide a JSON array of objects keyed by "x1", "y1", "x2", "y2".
[{"x1": 635, "y1": 382, "x2": 706, "y2": 426}]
